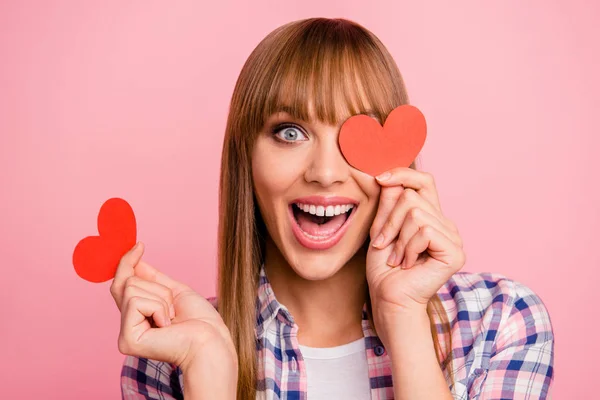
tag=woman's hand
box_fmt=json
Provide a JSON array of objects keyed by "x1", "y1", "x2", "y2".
[
  {"x1": 366, "y1": 167, "x2": 466, "y2": 319},
  {"x1": 110, "y1": 242, "x2": 237, "y2": 373}
]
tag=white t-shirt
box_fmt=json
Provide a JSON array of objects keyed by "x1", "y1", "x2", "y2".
[{"x1": 298, "y1": 337, "x2": 371, "y2": 399}]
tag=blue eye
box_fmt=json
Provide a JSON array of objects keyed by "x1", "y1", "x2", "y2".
[{"x1": 273, "y1": 124, "x2": 308, "y2": 143}]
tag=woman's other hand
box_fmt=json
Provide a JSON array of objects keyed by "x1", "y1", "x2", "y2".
[{"x1": 109, "y1": 242, "x2": 238, "y2": 374}]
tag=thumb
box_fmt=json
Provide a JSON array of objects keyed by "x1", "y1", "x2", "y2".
[{"x1": 111, "y1": 242, "x2": 145, "y2": 307}]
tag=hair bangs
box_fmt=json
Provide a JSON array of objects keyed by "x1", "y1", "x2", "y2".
[{"x1": 257, "y1": 19, "x2": 406, "y2": 129}]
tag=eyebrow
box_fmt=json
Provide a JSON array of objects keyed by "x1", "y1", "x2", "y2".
[{"x1": 267, "y1": 105, "x2": 381, "y2": 124}]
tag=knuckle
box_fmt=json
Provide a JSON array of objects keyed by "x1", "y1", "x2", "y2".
[
  {"x1": 421, "y1": 224, "x2": 435, "y2": 236},
  {"x1": 397, "y1": 192, "x2": 410, "y2": 207},
  {"x1": 179, "y1": 282, "x2": 193, "y2": 293},
  {"x1": 456, "y1": 249, "x2": 467, "y2": 267},
  {"x1": 160, "y1": 296, "x2": 169, "y2": 309},
  {"x1": 381, "y1": 187, "x2": 395, "y2": 198},
  {"x1": 157, "y1": 285, "x2": 174, "y2": 303},
  {"x1": 109, "y1": 282, "x2": 118, "y2": 298},
  {"x1": 401, "y1": 188, "x2": 417, "y2": 203},
  {"x1": 450, "y1": 224, "x2": 459, "y2": 235},
  {"x1": 165, "y1": 288, "x2": 174, "y2": 304},
  {"x1": 125, "y1": 275, "x2": 138, "y2": 287},
  {"x1": 408, "y1": 207, "x2": 422, "y2": 221},
  {"x1": 423, "y1": 172, "x2": 435, "y2": 186},
  {"x1": 128, "y1": 295, "x2": 141, "y2": 307},
  {"x1": 174, "y1": 283, "x2": 189, "y2": 295},
  {"x1": 123, "y1": 284, "x2": 137, "y2": 299},
  {"x1": 383, "y1": 218, "x2": 397, "y2": 233},
  {"x1": 381, "y1": 190, "x2": 399, "y2": 203},
  {"x1": 445, "y1": 218, "x2": 458, "y2": 233},
  {"x1": 117, "y1": 334, "x2": 132, "y2": 355}
]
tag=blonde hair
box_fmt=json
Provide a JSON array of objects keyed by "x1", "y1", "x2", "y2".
[{"x1": 217, "y1": 17, "x2": 454, "y2": 399}]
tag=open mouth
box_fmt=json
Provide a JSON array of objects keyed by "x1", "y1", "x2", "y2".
[{"x1": 289, "y1": 201, "x2": 357, "y2": 250}]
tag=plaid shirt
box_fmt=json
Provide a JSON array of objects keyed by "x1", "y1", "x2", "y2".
[{"x1": 121, "y1": 264, "x2": 554, "y2": 399}]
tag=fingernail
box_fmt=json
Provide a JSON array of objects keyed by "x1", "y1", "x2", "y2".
[
  {"x1": 169, "y1": 304, "x2": 175, "y2": 319},
  {"x1": 372, "y1": 234, "x2": 385, "y2": 248},
  {"x1": 132, "y1": 242, "x2": 140, "y2": 251},
  {"x1": 387, "y1": 250, "x2": 397, "y2": 266},
  {"x1": 165, "y1": 318, "x2": 171, "y2": 326},
  {"x1": 376, "y1": 172, "x2": 391, "y2": 181}
]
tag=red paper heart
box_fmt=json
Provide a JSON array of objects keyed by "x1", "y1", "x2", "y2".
[
  {"x1": 73, "y1": 198, "x2": 137, "y2": 283},
  {"x1": 338, "y1": 105, "x2": 427, "y2": 176}
]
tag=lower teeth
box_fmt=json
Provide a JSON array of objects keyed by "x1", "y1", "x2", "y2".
[
  {"x1": 297, "y1": 215, "x2": 351, "y2": 240},
  {"x1": 300, "y1": 230, "x2": 332, "y2": 239}
]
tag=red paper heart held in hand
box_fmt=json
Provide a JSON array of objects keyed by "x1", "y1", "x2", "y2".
[
  {"x1": 339, "y1": 104, "x2": 427, "y2": 176},
  {"x1": 73, "y1": 198, "x2": 137, "y2": 283}
]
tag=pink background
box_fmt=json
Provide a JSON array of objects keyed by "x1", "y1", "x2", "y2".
[{"x1": 1, "y1": 1, "x2": 597, "y2": 398}]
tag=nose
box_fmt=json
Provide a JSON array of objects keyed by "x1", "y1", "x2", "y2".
[{"x1": 303, "y1": 135, "x2": 350, "y2": 187}]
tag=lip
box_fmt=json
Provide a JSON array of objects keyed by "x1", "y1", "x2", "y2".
[{"x1": 288, "y1": 196, "x2": 358, "y2": 250}]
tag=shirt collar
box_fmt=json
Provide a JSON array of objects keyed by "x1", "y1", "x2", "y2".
[{"x1": 254, "y1": 263, "x2": 373, "y2": 340}]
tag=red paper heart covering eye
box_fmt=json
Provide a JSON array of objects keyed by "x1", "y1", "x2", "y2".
[
  {"x1": 338, "y1": 105, "x2": 427, "y2": 176},
  {"x1": 72, "y1": 198, "x2": 137, "y2": 283}
]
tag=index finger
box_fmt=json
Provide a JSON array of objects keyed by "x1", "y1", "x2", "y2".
[
  {"x1": 110, "y1": 241, "x2": 145, "y2": 306},
  {"x1": 376, "y1": 167, "x2": 441, "y2": 212},
  {"x1": 370, "y1": 185, "x2": 404, "y2": 245},
  {"x1": 134, "y1": 259, "x2": 190, "y2": 298}
]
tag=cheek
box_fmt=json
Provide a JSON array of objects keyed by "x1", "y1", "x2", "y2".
[
  {"x1": 352, "y1": 171, "x2": 381, "y2": 203},
  {"x1": 252, "y1": 139, "x2": 307, "y2": 199},
  {"x1": 352, "y1": 171, "x2": 382, "y2": 223}
]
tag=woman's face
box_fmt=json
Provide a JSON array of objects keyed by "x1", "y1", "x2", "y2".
[{"x1": 251, "y1": 105, "x2": 381, "y2": 280}]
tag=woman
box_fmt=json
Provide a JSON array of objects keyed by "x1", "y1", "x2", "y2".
[{"x1": 111, "y1": 18, "x2": 554, "y2": 399}]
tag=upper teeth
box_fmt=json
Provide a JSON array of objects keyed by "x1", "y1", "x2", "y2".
[{"x1": 295, "y1": 203, "x2": 354, "y2": 217}]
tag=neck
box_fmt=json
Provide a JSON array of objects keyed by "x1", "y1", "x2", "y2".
[{"x1": 263, "y1": 238, "x2": 368, "y2": 347}]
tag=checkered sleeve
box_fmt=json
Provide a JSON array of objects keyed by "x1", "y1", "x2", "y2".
[
  {"x1": 120, "y1": 355, "x2": 184, "y2": 399},
  {"x1": 475, "y1": 280, "x2": 555, "y2": 399}
]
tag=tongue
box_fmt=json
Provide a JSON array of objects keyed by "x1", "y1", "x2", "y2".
[{"x1": 296, "y1": 212, "x2": 347, "y2": 237}]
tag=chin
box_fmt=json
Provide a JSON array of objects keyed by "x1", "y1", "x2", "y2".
[{"x1": 285, "y1": 249, "x2": 353, "y2": 281}]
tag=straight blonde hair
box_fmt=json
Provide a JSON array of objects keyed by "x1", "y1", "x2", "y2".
[{"x1": 217, "y1": 17, "x2": 454, "y2": 399}]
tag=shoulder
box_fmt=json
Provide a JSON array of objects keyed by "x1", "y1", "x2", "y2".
[
  {"x1": 440, "y1": 271, "x2": 551, "y2": 316},
  {"x1": 439, "y1": 271, "x2": 554, "y2": 343},
  {"x1": 439, "y1": 273, "x2": 555, "y2": 398}
]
